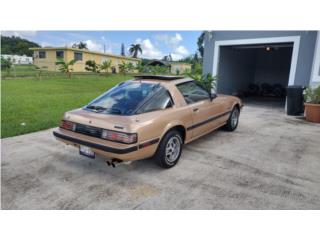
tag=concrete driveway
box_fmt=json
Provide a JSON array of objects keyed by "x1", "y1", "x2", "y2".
[{"x1": 2, "y1": 102, "x2": 320, "y2": 209}]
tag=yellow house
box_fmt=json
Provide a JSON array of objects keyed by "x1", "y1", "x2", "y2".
[{"x1": 30, "y1": 47, "x2": 141, "y2": 73}]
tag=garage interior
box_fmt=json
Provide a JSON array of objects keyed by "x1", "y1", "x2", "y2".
[{"x1": 217, "y1": 43, "x2": 293, "y2": 107}]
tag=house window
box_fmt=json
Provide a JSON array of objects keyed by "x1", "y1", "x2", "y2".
[
  {"x1": 56, "y1": 51, "x2": 64, "y2": 59},
  {"x1": 39, "y1": 51, "x2": 46, "y2": 58},
  {"x1": 74, "y1": 52, "x2": 83, "y2": 61}
]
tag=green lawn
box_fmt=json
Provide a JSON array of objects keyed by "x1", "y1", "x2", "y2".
[{"x1": 1, "y1": 74, "x2": 131, "y2": 138}]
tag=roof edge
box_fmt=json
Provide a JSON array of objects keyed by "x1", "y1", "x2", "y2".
[{"x1": 29, "y1": 47, "x2": 141, "y2": 61}]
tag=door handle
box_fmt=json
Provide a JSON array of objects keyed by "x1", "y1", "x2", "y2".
[{"x1": 193, "y1": 108, "x2": 199, "y2": 112}]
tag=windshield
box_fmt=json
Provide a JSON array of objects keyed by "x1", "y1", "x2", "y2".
[{"x1": 85, "y1": 81, "x2": 161, "y2": 115}]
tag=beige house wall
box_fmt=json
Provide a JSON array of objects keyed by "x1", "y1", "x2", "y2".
[{"x1": 31, "y1": 48, "x2": 140, "y2": 73}]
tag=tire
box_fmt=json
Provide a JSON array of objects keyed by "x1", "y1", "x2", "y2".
[
  {"x1": 224, "y1": 107, "x2": 240, "y2": 131},
  {"x1": 154, "y1": 130, "x2": 183, "y2": 168}
]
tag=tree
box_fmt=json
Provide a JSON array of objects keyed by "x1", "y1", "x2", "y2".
[
  {"x1": 100, "y1": 60, "x2": 112, "y2": 74},
  {"x1": 1, "y1": 36, "x2": 40, "y2": 56},
  {"x1": 189, "y1": 73, "x2": 217, "y2": 93},
  {"x1": 72, "y1": 41, "x2": 88, "y2": 49},
  {"x1": 197, "y1": 31, "x2": 207, "y2": 58},
  {"x1": 85, "y1": 60, "x2": 100, "y2": 73},
  {"x1": 55, "y1": 58, "x2": 77, "y2": 78},
  {"x1": 127, "y1": 62, "x2": 135, "y2": 73},
  {"x1": 162, "y1": 54, "x2": 173, "y2": 62},
  {"x1": 1, "y1": 56, "x2": 13, "y2": 76},
  {"x1": 121, "y1": 43, "x2": 126, "y2": 56},
  {"x1": 129, "y1": 44, "x2": 142, "y2": 58},
  {"x1": 119, "y1": 61, "x2": 133, "y2": 74}
]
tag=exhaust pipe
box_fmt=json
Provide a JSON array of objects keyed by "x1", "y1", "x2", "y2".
[{"x1": 105, "y1": 159, "x2": 123, "y2": 168}]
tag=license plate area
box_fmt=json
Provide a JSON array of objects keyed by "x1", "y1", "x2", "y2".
[{"x1": 79, "y1": 145, "x2": 95, "y2": 158}]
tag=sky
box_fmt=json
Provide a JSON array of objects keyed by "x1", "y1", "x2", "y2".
[{"x1": 1, "y1": 31, "x2": 202, "y2": 60}]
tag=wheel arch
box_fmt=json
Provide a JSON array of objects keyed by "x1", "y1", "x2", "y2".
[{"x1": 160, "y1": 122, "x2": 187, "y2": 144}]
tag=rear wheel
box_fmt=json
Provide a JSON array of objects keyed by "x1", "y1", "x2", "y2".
[
  {"x1": 154, "y1": 130, "x2": 183, "y2": 168},
  {"x1": 225, "y1": 107, "x2": 240, "y2": 131}
]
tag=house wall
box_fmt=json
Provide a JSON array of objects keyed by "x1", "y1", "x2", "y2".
[
  {"x1": 203, "y1": 31, "x2": 318, "y2": 87},
  {"x1": 33, "y1": 48, "x2": 140, "y2": 73},
  {"x1": 170, "y1": 63, "x2": 192, "y2": 74}
]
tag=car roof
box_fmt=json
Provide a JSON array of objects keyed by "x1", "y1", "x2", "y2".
[{"x1": 133, "y1": 75, "x2": 194, "y2": 86}]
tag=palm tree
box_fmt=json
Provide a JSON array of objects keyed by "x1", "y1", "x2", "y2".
[
  {"x1": 100, "y1": 60, "x2": 112, "y2": 74},
  {"x1": 129, "y1": 44, "x2": 142, "y2": 58},
  {"x1": 55, "y1": 58, "x2": 77, "y2": 78}
]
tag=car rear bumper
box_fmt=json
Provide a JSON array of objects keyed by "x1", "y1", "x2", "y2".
[{"x1": 53, "y1": 128, "x2": 159, "y2": 161}]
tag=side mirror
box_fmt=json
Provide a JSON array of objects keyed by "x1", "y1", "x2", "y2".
[{"x1": 210, "y1": 93, "x2": 217, "y2": 100}]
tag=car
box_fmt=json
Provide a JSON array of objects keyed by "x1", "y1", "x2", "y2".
[{"x1": 53, "y1": 75, "x2": 243, "y2": 168}]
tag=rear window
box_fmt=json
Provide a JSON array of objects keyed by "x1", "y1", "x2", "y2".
[{"x1": 85, "y1": 81, "x2": 166, "y2": 115}]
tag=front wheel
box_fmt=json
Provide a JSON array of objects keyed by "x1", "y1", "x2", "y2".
[
  {"x1": 224, "y1": 107, "x2": 240, "y2": 131},
  {"x1": 154, "y1": 130, "x2": 183, "y2": 168}
]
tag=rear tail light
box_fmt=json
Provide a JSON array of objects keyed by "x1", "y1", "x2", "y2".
[
  {"x1": 60, "y1": 120, "x2": 76, "y2": 131},
  {"x1": 101, "y1": 129, "x2": 137, "y2": 144}
]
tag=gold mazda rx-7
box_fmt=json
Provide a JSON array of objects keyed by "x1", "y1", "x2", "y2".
[{"x1": 53, "y1": 75, "x2": 243, "y2": 168}]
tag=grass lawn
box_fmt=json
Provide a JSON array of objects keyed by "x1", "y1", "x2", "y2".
[{"x1": 1, "y1": 74, "x2": 131, "y2": 138}]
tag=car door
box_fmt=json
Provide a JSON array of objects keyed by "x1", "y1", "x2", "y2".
[{"x1": 176, "y1": 81, "x2": 223, "y2": 139}]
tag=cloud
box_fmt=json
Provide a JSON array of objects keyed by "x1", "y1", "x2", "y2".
[
  {"x1": 155, "y1": 33, "x2": 183, "y2": 48},
  {"x1": 154, "y1": 33, "x2": 189, "y2": 60},
  {"x1": 1, "y1": 31, "x2": 37, "y2": 38},
  {"x1": 168, "y1": 45, "x2": 190, "y2": 61},
  {"x1": 134, "y1": 38, "x2": 163, "y2": 59},
  {"x1": 84, "y1": 39, "x2": 103, "y2": 52},
  {"x1": 66, "y1": 38, "x2": 117, "y2": 54}
]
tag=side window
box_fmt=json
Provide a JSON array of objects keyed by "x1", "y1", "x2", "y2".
[
  {"x1": 137, "y1": 88, "x2": 173, "y2": 114},
  {"x1": 74, "y1": 52, "x2": 83, "y2": 61},
  {"x1": 176, "y1": 81, "x2": 210, "y2": 104},
  {"x1": 39, "y1": 51, "x2": 46, "y2": 58}
]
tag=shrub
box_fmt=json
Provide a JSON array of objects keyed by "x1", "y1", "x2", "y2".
[
  {"x1": 304, "y1": 85, "x2": 320, "y2": 104},
  {"x1": 85, "y1": 60, "x2": 100, "y2": 73}
]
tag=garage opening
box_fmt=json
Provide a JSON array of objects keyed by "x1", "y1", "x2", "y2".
[{"x1": 217, "y1": 43, "x2": 293, "y2": 107}]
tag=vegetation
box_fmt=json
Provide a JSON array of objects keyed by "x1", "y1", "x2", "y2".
[
  {"x1": 304, "y1": 85, "x2": 320, "y2": 104},
  {"x1": 100, "y1": 60, "x2": 112, "y2": 74},
  {"x1": 121, "y1": 43, "x2": 126, "y2": 56},
  {"x1": 34, "y1": 66, "x2": 48, "y2": 80},
  {"x1": 135, "y1": 63, "x2": 169, "y2": 75},
  {"x1": 85, "y1": 60, "x2": 100, "y2": 73},
  {"x1": 1, "y1": 36, "x2": 40, "y2": 56},
  {"x1": 197, "y1": 31, "x2": 206, "y2": 58},
  {"x1": 55, "y1": 59, "x2": 77, "y2": 78},
  {"x1": 1, "y1": 74, "x2": 130, "y2": 138},
  {"x1": 1, "y1": 56, "x2": 13, "y2": 76},
  {"x1": 119, "y1": 61, "x2": 134, "y2": 74},
  {"x1": 72, "y1": 41, "x2": 88, "y2": 49},
  {"x1": 162, "y1": 54, "x2": 173, "y2": 61},
  {"x1": 129, "y1": 44, "x2": 142, "y2": 58},
  {"x1": 189, "y1": 73, "x2": 217, "y2": 93}
]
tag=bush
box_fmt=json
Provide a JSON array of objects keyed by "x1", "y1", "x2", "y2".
[
  {"x1": 85, "y1": 60, "x2": 100, "y2": 73},
  {"x1": 304, "y1": 85, "x2": 320, "y2": 104}
]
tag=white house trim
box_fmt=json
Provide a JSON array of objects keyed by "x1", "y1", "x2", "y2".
[
  {"x1": 212, "y1": 36, "x2": 301, "y2": 86},
  {"x1": 310, "y1": 31, "x2": 320, "y2": 84}
]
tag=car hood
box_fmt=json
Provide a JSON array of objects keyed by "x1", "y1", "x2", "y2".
[{"x1": 63, "y1": 108, "x2": 138, "y2": 132}]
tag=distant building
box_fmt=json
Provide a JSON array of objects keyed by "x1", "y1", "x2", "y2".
[
  {"x1": 30, "y1": 47, "x2": 141, "y2": 73},
  {"x1": 1, "y1": 54, "x2": 33, "y2": 64},
  {"x1": 147, "y1": 60, "x2": 192, "y2": 75}
]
